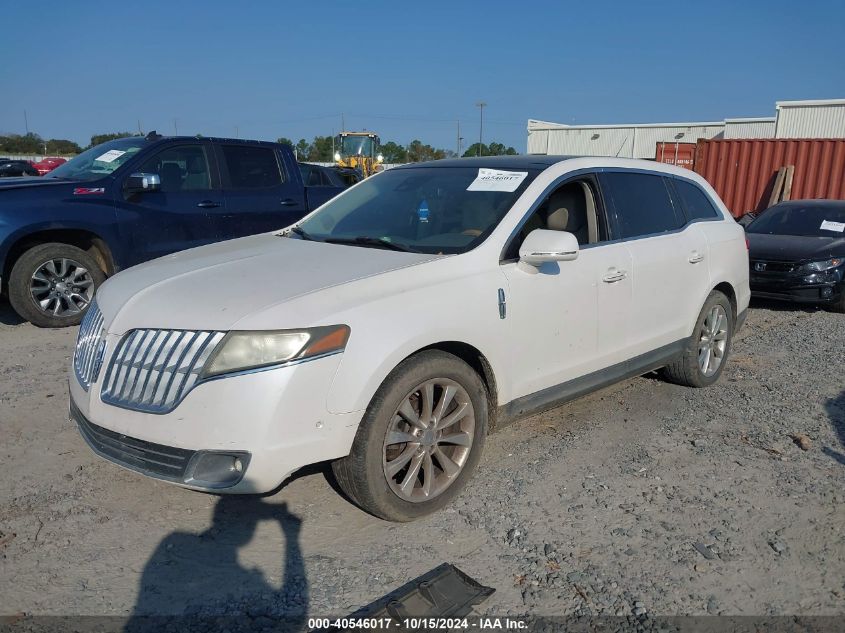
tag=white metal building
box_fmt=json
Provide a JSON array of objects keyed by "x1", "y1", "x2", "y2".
[
  {"x1": 774, "y1": 99, "x2": 845, "y2": 138},
  {"x1": 527, "y1": 98, "x2": 845, "y2": 156}
]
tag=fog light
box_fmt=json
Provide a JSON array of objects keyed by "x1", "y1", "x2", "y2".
[
  {"x1": 821, "y1": 287, "x2": 833, "y2": 298},
  {"x1": 185, "y1": 451, "x2": 251, "y2": 488}
]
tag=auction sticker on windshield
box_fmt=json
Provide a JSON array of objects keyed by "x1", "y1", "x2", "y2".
[
  {"x1": 820, "y1": 220, "x2": 845, "y2": 233},
  {"x1": 467, "y1": 168, "x2": 528, "y2": 192},
  {"x1": 95, "y1": 149, "x2": 127, "y2": 163}
]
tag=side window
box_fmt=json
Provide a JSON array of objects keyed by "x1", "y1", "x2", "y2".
[
  {"x1": 138, "y1": 145, "x2": 211, "y2": 192},
  {"x1": 673, "y1": 178, "x2": 721, "y2": 221},
  {"x1": 504, "y1": 178, "x2": 604, "y2": 260},
  {"x1": 221, "y1": 145, "x2": 284, "y2": 189},
  {"x1": 601, "y1": 172, "x2": 684, "y2": 239}
]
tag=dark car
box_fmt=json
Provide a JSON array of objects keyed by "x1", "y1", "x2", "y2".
[
  {"x1": 298, "y1": 162, "x2": 361, "y2": 189},
  {"x1": 746, "y1": 200, "x2": 845, "y2": 312},
  {"x1": 0, "y1": 133, "x2": 345, "y2": 327},
  {"x1": 0, "y1": 159, "x2": 40, "y2": 178}
]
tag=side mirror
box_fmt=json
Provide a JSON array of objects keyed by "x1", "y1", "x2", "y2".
[
  {"x1": 124, "y1": 172, "x2": 161, "y2": 194},
  {"x1": 519, "y1": 229, "x2": 579, "y2": 267}
]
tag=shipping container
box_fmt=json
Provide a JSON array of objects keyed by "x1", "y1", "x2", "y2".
[
  {"x1": 655, "y1": 142, "x2": 696, "y2": 169},
  {"x1": 693, "y1": 138, "x2": 845, "y2": 218}
]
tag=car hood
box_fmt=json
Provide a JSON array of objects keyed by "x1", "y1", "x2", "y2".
[
  {"x1": 0, "y1": 176, "x2": 70, "y2": 191},
  {"x1": 746, "y1": 233, "x2": 845, "y2": 262},
  {"x1": 97, "y1": 233, "x2": 440, "y2": 333}
]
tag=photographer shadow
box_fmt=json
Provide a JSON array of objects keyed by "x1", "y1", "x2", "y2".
[{"x1": 125, "y1": 497, "x2": 308, "y2": 632}]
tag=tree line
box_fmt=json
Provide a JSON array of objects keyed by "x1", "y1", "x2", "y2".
[
  {"x1": 1, "y1": 130, "x2": 519, "y2": 162},
  {"x1": 277, "y1": 136, "x2": 518, "y2": 163}
]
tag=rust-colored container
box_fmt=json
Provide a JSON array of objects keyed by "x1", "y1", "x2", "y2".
[
  {"x1": 655, "y1": 142, "x2": 696, "y2": 169},
  {"x1": 693, "y1": 138, "x2": 845, "y2": 218}
]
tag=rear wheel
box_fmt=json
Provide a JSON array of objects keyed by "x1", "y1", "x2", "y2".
[
  {"x1": 662, "y1": 290, "x2": 733, "y2": 388},
  {"x1": 332, "y1": 350, "x2": 488, "y2": 522},
  {"x1": 8, "y1": 243, "x2": 105, "y2": 328}
]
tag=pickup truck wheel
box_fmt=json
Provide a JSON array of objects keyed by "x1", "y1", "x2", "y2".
[
  {"x1": 8, "y1": 243, "x2": 105, "y2": 328},
  {"x1": 662, "y1": 290, "x2": 733, "y2": 388},
  {"x1": 332, "y1": 350, "x2": 488, "y2": 522}
]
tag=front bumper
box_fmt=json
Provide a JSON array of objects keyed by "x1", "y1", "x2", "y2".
[
  {"x1": 750, "y1": 272, "x2": 843, "y2": 304},
  {"x1": 69, "y1": 352, "x2": 364, "y2": 493}
]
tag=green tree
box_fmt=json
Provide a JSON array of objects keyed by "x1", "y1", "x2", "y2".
[
  {"x1": 46, "y1": 139, "x2": 82, "y2": 154},
  {"x1": 88, "y1": 132, "x2": 134, "y2": 148},
  {"x1": 378, "y1": 140, "x2": 407, "y2": 163},
  {"x1": 294, "y1": 139, "x2": 310, "y2": 160},
  {"x1": 276, "y1": 137, "x2": 294, "y2": 147},
  {"x1": 462, "y1": 141, "x2": 517, "y2": 157},
  {"x1": 406, "y1": 139, "x2": 446, "y2": 163},
  {"x1": 0, "y1": 133, "x2": 45, "y2": 154},
  {"x1": 306, "y1": 135, "x2": 335, "y2": 162}
]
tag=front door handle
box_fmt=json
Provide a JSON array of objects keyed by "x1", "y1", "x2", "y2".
[
  {"x1": 689, "y1": 251, "x2": 704, "y2": 264},
  {"x1": 197, "y1": 200, "x2": 220, "y2": 208},
  {"x1": 280, "y1": 199, "x2": 298, "y2": 207},
  {"x1": 602, "y1": 269, "x2": 628, "y2": 283}
]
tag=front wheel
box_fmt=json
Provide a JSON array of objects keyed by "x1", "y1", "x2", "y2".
[
  {"x1": 8, "y1": 243, "x2": 105, "y2": 328},
  {"x1": 662, "y1": 290, "x2": 733, "y2": 388},
  {"x1": 332, "y1": 350, "x2": 488, "y2": 522}
]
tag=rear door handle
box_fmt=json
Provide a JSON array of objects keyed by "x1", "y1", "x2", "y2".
[
  {"x1": 197, "y1": 200, "x2": 220, "y2": 208},
  {"x1": 280, "y1": 199, "x2": 298, "y2": 207},
  {"x1": 602, "y1": 269, "x2": 628, "y2": 283},
  {"x1": 689, "y1": 251, "x2": 704, "y2": 264}
]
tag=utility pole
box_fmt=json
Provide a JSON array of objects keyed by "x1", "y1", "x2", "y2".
[
  {"x1": 234, "y1": 125, "x2": 239, "y2": 138},
  {"x1": 137, "y1": 120, "x2": 143, "y2": 135},
  {"x1": 475, "y1": 102, "x2": 486, "y2": 157},
  {"x1": 24, "y1": 110, "x2": 29, "y2": 135},
  {"x1": 456, "y1": 120, "x2": 461, "y2": 156},
  {"x1": 173, "y1": 118, "x2": 178, "y2": 135},
  {"x1": 341, "y1": 113, "x2": 345, "y2": 132}
]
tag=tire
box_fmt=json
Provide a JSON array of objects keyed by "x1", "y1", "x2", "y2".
[
  {"x1": 332, "y1": 350, "x2": 488, "y2": 522},
  {"x1": 8, "y1": 243, "x2": 105, "y2": 328},
  {"x1": 662, "y1": 290, "x2": 733, "y2": 388}
]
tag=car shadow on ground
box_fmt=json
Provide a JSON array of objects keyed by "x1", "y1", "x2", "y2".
[
  {"x1": 0, "y1": 300, "x2": 25, "y2": 326},
  {"x1": 748, "y1": 297, "x2": 824, "y2": 314},
  {"x1": 823, "y1": 389, "x2": 845, "y2": 466},
  {"x1": 124, "y1": 497, "x2": 308, "y2": 632}
]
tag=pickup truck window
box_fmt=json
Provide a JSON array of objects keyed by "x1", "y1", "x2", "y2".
[
  {"x1": 47, "y1": 138, "x2": 147, "y2": 182},
  {"x1": 221, "y1": 145, "x2": 284, "y2": 189},
  {"x1": 139, "y1": 145, "x2": 211, "y2": 192}
]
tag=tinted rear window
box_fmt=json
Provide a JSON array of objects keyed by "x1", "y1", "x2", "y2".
[
  {"x1": 601, "y1": 172, "x2": 684, "y2": 239},
  {"x1": 673, "y1": 179, "x2": 720, "y2": 221},
  {"x1": 221, "y1": 145, "x2": 283, "y2": 188}
]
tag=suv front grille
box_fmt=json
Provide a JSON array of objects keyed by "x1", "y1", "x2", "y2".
[
  {"x1": 73, "y1": 301, "x2": 105, "y2": 390},
  {"x1": 100, "y1": 328, "x2": 225, "y2": 413},
  {"x1": 751, "y1": 260, "x2": 796, "y2": 273}
]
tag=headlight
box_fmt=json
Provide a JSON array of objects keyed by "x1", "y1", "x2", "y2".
[
  {"x1": 797, "y1": 258, "x2": 843, "y2": 273},
  {"x1": 201, "y1": 325, "x2": 350, "y2": 378},
  {"x1": 377, "y1": 153, "x2": 384, "y2": 162},
  {"x1": 333, "y1": 152, "x2": 341, "y2": 161}
]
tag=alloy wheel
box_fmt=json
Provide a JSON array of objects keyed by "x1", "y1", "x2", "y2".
[
  {"x1": 30, "y1": 258, "x2": 95, "y2": 318},
  {"x1": 698, "y1": 304, "x2": 728, "y2": 376},
  {"x1": 382, "y1": 379, "x2": 475, "y2": 502}
]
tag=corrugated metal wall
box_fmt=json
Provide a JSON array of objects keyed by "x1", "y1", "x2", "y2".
[
  {"x1": 529, "y1": 124, "x2": 724, "y2": 158},
  {"x1": 724, "y1": 118, "x2": 776, "y2": 139},
  {"x1": 693, "y1": 138, "x2": 845, "y2": 217},
  {"x1": 775, "y1": 102, "x2": 845, "y2": 138}
]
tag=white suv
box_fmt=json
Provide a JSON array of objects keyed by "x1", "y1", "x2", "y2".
[{"x1": 69, "y1": 156, "x2": 750, "y2": 521}]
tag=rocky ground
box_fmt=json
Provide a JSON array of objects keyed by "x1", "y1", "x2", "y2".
[{"x1": 1, "y1": 299, "x2": 843, "y2": 628}]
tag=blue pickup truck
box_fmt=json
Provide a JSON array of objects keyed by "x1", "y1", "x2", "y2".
[{"x1": 0, "y1": 133, "x2": 345, "y2": 327}]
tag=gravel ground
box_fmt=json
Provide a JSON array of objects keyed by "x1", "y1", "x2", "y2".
[{"x1": 1, "y1": 299, "x2": 843, "y2": 625}]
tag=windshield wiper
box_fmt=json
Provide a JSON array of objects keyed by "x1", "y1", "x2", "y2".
[
  {"x1": 288, "y1": 226, "x2": 318, "y2": 241},
  {"x1": 324, "y1": 236, "x2": 418, "y2": 252}
]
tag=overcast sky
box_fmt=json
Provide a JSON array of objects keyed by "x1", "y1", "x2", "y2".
[{"x1": 2, "y1": 0, "x2": 843, "y2": 151}]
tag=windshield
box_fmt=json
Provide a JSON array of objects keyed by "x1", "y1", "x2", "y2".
[
  {"x1": 340, "y1": 135, "x2": 376, "y2": 157},
  {"x1": 296, "y1": 166, "x2": 539, "y2": 254},
  {"x1": 48, "y1": 137, "x2": 147, "y2": 181},
  {"x1": 747, "y1": 204, "x2": 845, "y2": 237}
]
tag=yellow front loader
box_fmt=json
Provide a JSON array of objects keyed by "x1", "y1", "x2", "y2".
[{"x1": 334, "y1": 132, "x2": 383, "y2": 177}]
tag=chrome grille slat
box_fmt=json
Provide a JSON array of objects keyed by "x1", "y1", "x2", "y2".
[
  {"x1": 101, "y1": 327, "x2": 225, "y2": 413},
  {"x1": 73, "y1": 301, "x2": 105, "y2": 390}
]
